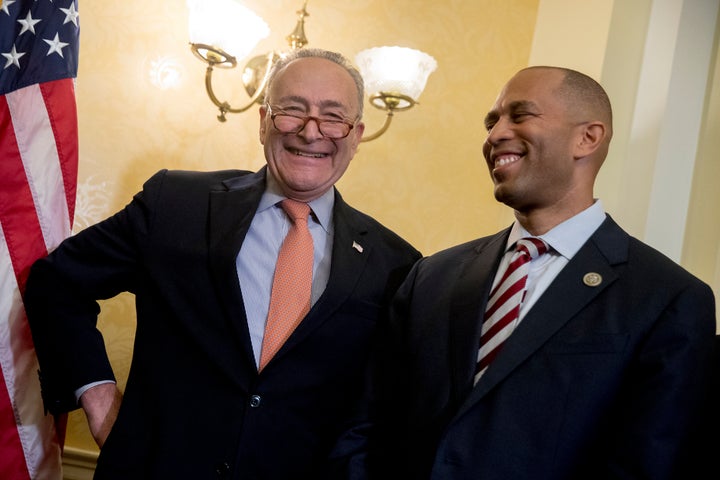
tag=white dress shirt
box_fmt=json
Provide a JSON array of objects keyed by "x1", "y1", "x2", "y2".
[{"x1": 497, "y1": 200, "x2": 607, "y2": 325}]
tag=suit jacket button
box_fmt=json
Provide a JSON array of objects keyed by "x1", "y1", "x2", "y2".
[
  {"x1": 215, "y1": 462, "x2": 230, "y2": 477},
  {"x1": 249, "y1": 395, "x2": 261, "y2": 407}
]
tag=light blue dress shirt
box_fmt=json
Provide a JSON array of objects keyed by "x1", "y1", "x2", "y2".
[{"x1": 236, "y1": 173, "x2": 334, "y2": 367}]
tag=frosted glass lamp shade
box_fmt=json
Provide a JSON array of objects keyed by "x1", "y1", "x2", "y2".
[
  {"x1": 187, "y1": 0, "x2": 270, "y2": 60},
  {"x1": 355, "y1": 46, "x2": 437, "y2": 104}
]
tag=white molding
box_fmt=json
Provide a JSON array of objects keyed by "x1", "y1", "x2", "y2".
[{"x1": 643, "y1": 0, "x2": 720, "y2": 261}]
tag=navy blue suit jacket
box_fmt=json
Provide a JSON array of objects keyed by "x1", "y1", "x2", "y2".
[
  {"x1": 24, "y1": 168, "x2": 420, "y2": 479},
  {"x1": 339, "y1": 216, "x2": 715, "y2": 480}
]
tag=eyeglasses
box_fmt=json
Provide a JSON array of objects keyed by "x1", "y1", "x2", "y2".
[{"x1": 267, "y1": 105, "x2": 355, "y2": 139}]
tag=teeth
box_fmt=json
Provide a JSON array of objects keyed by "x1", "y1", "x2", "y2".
[
  {"x1": 496, "y1": 155, "x2": 520, "y2": 167},
  {"x1": 293, "y1": 148, "x2": 326, "y2": 158}
]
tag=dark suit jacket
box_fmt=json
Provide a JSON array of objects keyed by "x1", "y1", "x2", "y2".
[
  {"x1": 24, "y1": 168, "x2": 420, "y2": 479},
  {"x1": 342, "y1": 216, "x2": 715, "y2": 480}
]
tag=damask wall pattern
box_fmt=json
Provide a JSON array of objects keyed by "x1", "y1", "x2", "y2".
[{"x1": 66, "y1": 0, "x2": 539, "y2": 453}]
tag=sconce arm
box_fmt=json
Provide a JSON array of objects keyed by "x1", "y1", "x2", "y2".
[
  {"x1": 360, "y1": 92, "x2": 416, "y2": 142},
  {"x1": 360, "y1": 111, "x2": 395, "y2": 143},
  {"x1": 203, "y1": 51, "x2": 276, "y2": 122},
  {"x1": 204, "y1": 65, "x2": 263, "y2": 122}
]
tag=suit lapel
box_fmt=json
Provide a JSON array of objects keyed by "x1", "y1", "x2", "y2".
[
  {"x1": 447, "y1": 231, "x2": 509, "y2": 399},
  {"x1": 457, "y1": 217, "x2": 629, "y2": 416},
  {"x1": 208, "y1": 170, "x2": 266, "y2": 372}
]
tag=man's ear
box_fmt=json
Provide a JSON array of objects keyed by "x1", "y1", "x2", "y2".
[
  {"x1": 259, "y1": 106, "x2": 268, "y2": 144},
  {"x1": 349, "y1": 121, "x2": 365, "y2": 153},
  {"x1": 574, "y1": 121, "x2": 606, "y2": 158}
]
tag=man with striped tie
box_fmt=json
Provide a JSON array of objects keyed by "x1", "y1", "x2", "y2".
[{"x1": 333, "y1": 66, "x2": 716, "y2": 480}]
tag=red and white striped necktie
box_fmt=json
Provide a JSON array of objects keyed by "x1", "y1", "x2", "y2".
[{"x1": 475, "y1": 237, "x2": 548, "y2": 383}]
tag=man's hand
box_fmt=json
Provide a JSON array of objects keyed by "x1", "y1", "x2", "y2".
[{"x1": 79, "y1": 383, "x2": 123, "y2": 448}]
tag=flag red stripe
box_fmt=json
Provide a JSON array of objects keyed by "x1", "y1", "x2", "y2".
[
  {"x1": 40, "y1": 79, "x2": 78, "y2": 224},
  {"x1": 0, "y1": 96, "x2": 33, "y2": 480},
  {"x1": 0, "y1": 99, "x2": 50, "y2": 292}
]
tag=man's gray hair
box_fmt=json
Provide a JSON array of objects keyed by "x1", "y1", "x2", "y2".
[{"x1": 265, "y1": 48, "x2": 365, "y2": 118}]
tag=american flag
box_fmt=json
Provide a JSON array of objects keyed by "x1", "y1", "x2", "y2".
[{"x1": 0, "y1": 1, "x2": 79, "y2": 479}]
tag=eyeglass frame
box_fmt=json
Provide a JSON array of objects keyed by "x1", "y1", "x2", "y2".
[{"x1": 266, "y1": 105, "x2": 357, "y2": 139}]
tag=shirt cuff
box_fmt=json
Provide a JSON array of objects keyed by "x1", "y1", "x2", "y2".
[{"x1": 74, "y1": 380, "x2": 116, "y2": 403}]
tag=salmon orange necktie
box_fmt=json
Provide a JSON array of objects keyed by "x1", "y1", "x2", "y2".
[
  {"x1": 259, "y1": 199, "x2": 314, "y2": 371},
  {"x1": 474, "y1": 237, "x2": 548, "y2": 384}
]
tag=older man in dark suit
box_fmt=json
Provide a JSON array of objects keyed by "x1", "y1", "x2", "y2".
[{"x1": 23, "y1": 48, "x2": 420, "y2": 479}]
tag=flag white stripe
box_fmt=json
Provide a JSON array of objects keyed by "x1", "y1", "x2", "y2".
[{"x1": 7, "y1": 86, "x2": 72, "y2": 252}]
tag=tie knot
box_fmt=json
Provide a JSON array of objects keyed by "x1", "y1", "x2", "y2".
[
  {"x1": 280, "y1": 199, "x2": 311, "y2": 223},
  {"x1": 515, "y1": 237, "x2": 549, "y2": 260}
]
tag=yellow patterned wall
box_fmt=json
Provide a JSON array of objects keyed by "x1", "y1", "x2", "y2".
[{"x1": 67, "y1": 0, "x2": 539, "y2": 452}]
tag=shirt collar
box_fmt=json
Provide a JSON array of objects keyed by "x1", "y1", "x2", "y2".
[
  {"x1": 258, "y1": 169, "x2": 335, "y2": 233},
  {"x1": 508, "y1": 200, "x2": 607, "y2": 259}
]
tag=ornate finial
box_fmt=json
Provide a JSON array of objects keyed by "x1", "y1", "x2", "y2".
[{"x1": 286, "y1": 1, "x2": 309, "y2": 50}]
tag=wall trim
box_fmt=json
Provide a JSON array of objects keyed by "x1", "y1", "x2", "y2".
[{"x1": 62, "y1": 447, "x2": 98, "y2": 480}]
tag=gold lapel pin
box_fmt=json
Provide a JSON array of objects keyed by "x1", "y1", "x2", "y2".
[{"x1": 583, "y1": 272, "x2": 602, "y2": 287}]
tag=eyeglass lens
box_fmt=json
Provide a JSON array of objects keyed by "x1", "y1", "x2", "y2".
[{"x1": 272, "y1": 114, "x2": 352, "y2": 139}]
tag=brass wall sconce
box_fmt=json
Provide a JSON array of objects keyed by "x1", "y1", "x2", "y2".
[{"x1": 187, "y1": 0, "x2": 437, "y2": 142}]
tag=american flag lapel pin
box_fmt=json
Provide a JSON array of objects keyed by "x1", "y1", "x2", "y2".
[{"x1": 352, "y1": 241, "x2": 364, "y2": 253}]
